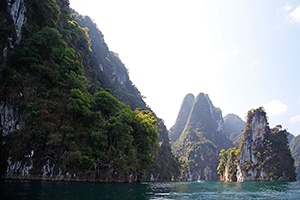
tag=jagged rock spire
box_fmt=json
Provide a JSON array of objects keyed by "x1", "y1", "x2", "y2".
[
  {"x1": 169, "y1": 93, "x2": 194, "y2": 142},
  {"x1": 170, "y1": 92, "x2": 233, "y2": 181}
]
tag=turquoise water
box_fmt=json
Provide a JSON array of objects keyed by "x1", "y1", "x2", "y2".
[{"x1": 1, "y1": 180, "x2": 300, "y2": 200}]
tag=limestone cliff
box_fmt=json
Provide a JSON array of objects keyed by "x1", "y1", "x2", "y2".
[
  {"x1": 290, "y1": 135, "x2": 300, "y2": 180},
  {"x1": 169, "y1": 93, "x2": 194, "y2": 143},
  {"x1": 218, "y1": 107, "x2": 296, "y2": 182},
  {"x1": 72, "y1": 12, "x2": 179, "y2": 182},
  {"x1": 0, "y1": 0, "x2": 27, "y2": 76},
  {"x1": 171, "y1": 93, "x2": 232, "y2": 181},
  {"x1": 0, "y1": 0, "x2": 179, "y2": 182}
]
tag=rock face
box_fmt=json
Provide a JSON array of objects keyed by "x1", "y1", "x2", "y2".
[
  {"x1": 73, "y1": 13, "x2": 179, "y2": 182},
  {"x1": 8, "y1": 0, "x2": 27, "y2": 44},
  {"x1": 223, "y1": 114, "x2": 245, "y2": 145},
  {"x1": 169, "y1": 93, "x2": 194, "y2": 143},
  {"x1": 0, "y1": 100, "x2": 24, "y2": 138},
  {"x1": 0, "y1": 0, "x2": 27, "y2": 74},
  {"x1": 218, "y1": 107, "x2": 296, "y2": 182},
  {"x1": 290, "y1": 135, "x2": 300, "y2": 180},
  {"x1": 236, "y1": 109, "x2": 268, "y2": 181},
  {"x1": 171, "y1": 93, "x2": 232, "y2": 181}
]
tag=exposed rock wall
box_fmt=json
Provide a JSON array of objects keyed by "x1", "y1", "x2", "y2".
[
  {"x1": 290, "y1": 135, "x2": 300, "y2": 180},
  {"x1": 219, "y1": 107, "x2": 296, "y2": 182},
  {"x1": 0, "y1": 0, "x2": 27, "y2": 74},
  {"x1": 0, "y1": 100, "x2": 24, "y2": 138},
  {"x1": 4, "y1": 154, "x2": 139, "y2": 182},
  {"x1": 8, "y1": 0, "x2": 27, "y2": 44},
  {"x1": 185, "y1": 93, "x2": 232, "y2": 149},
  {"x1": 169, "y1": 93, "x2": 194, "y2": 142},
  {"x1": 236, "y1": 110, "x2": 271, "y2": 181},
  {"x1": 238, "y1": 113, "x2": 267, "y2": 171},
  {"x1": 181, "y1": 141, "x2": 219, "y2": 181}
]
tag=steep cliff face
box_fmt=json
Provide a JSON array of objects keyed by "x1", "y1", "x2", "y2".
[
  {"x1": 0, "y1": 0, "x2": 178, "y2": 182},
  {"x1": 169, "y1": 93, "x2": 194, "y2": 143},
  {"x1": 290, "y1": 135, "x2": 300, "y2": 180},
  {"x1": 0, "y1": 0, "x2": 27, "y2": 76},
  {"x1": 71, "y1": 12, "x2": 179, "y2": 182},
  {"x1": 148, "y1": 120, "x2": 180, "y2": 181},
  {"x1": 0, "y1": 0, "x2": 27, "y2": 175},
  {"x1": 236, "y1": 109, "x2": 268, "y2": 181},
  {"x1": 185, "y1": 94, "x2": 231, "y2": 148},
  {"x1": 0, "y1": 100, "x2": 24, "y2": 138},
  {"x1": 72, "y1": 13, "x2": 146, "y2": 110},
  {"x1": 218, "y1": 107, "x2": 296, "y2": 182},
  {"x1": 223, "y1": 114, "x2": 245, "y2": 145},
  {"x1": 171, "y1": 93, "x2": 232, "y2": 181}
]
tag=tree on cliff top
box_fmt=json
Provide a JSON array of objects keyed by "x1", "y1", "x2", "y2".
[{"x1": 218, "y1": 107, "x2": 296, "y2": 182}]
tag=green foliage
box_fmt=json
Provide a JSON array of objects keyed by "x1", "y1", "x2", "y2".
[
  {"x1": 262, "y1": 127, "x2": 296, "y2": 180},
  {"x1": 13, "y1": 27, "x2": 65, "y2": 65},
  {"x1": 245, "y1": 107, "x2": 267, "y2": 132},
  {"x1": 219, "y1": 107, "x2": 296, "y2": 181},
  {"x1": 26, "y1": 0, "x2": 61, "y2": 29},
  {"x1": 92, "y1": 90, "x2": 124, "y2": 117},
  {"x1": 0, "y1": 0, "x2": 174, "y2": 182},
  {"x1": 68, "y1": 88, "x2": 92, "y2": 117},
  {"x1": 217, "y1": 147, "x2": 238, "y2": 181},
  {"x1": 132, "y1": 109, "x2": 159, "y2": 176},
  {"x1": 171, "y1": 126, "x2": 219, "y2": 181},
  {"x1": 217, "y1": 149, "x2": 227, "y2": 175},
  {"x1": 290, "y1": 135, "x2": 300, "y2": 180}
]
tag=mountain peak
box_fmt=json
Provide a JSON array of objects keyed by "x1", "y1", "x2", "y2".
[
  {"x1": 169, "y1": 93, "x2": 194, "y2": 142},
  {"x1": 186, "y1": 92, "x2": 224, "y2": 136},
  {"x1": 224, "y1": 113, "x2": 243, "y2": 122},
  {"x1": 223, "y1": 113, "x2": 245, "y2": 145},
  {"x1": 170, "y1": 92, "x2": 233, "y2": 181}
]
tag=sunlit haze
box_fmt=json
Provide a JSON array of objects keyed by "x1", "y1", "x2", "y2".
[{"x1": 69, "y1": 0, "x2": 300, "y2": 135}]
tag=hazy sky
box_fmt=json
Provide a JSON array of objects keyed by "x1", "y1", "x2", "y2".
[{"x1": 69, "y1": 0, "x2": 300, "y2": 136}]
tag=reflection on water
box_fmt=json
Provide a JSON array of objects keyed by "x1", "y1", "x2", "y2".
[
  {"x1": 148, "y1": 181, "x2": 300, "y2": 200},
  {"x1": 1, "y1": 180, "x2": 300, "y2": 200}
]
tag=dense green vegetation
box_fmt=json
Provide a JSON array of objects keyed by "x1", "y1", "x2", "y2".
[
  {"x1": 0, "y1": 0, "x2": 177, "y2": 181},
  {"x1": 173, "y1": 129, "x2": 219, "y2": 180},
  {"x1": 217, "y1": 147, "x2": 238, "y2": 181},
  {"x1": 218, "y1": 107, "x2": 296, "y2": 181},
  {"x1": 70, "y1": 9, "x2": 179, "y2": 181},
  {"x1": 290, "y1": 135, "x2": 300, "y2": 180}
]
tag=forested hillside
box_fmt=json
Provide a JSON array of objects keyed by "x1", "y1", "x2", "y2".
[{"x1": 0, "y1": 0, "x2": 178, "y2": 182}]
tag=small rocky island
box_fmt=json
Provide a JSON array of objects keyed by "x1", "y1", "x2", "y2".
[{"x1": 218, "y1": 107, "x2": 296, "y2": 182}]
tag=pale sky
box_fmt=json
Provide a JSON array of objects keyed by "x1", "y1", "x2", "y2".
[{"x1": 69, "y1": 0, "x2": 300, "y2": 136}]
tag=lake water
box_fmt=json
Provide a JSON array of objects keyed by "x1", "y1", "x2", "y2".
[{"x1": 1, "y1": 180, "x2": 300, "y2": 200}]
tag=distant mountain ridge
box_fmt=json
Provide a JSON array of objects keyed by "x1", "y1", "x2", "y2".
[{"x1": 223, "y1": 113, "x2": 245, "y2": 145}]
